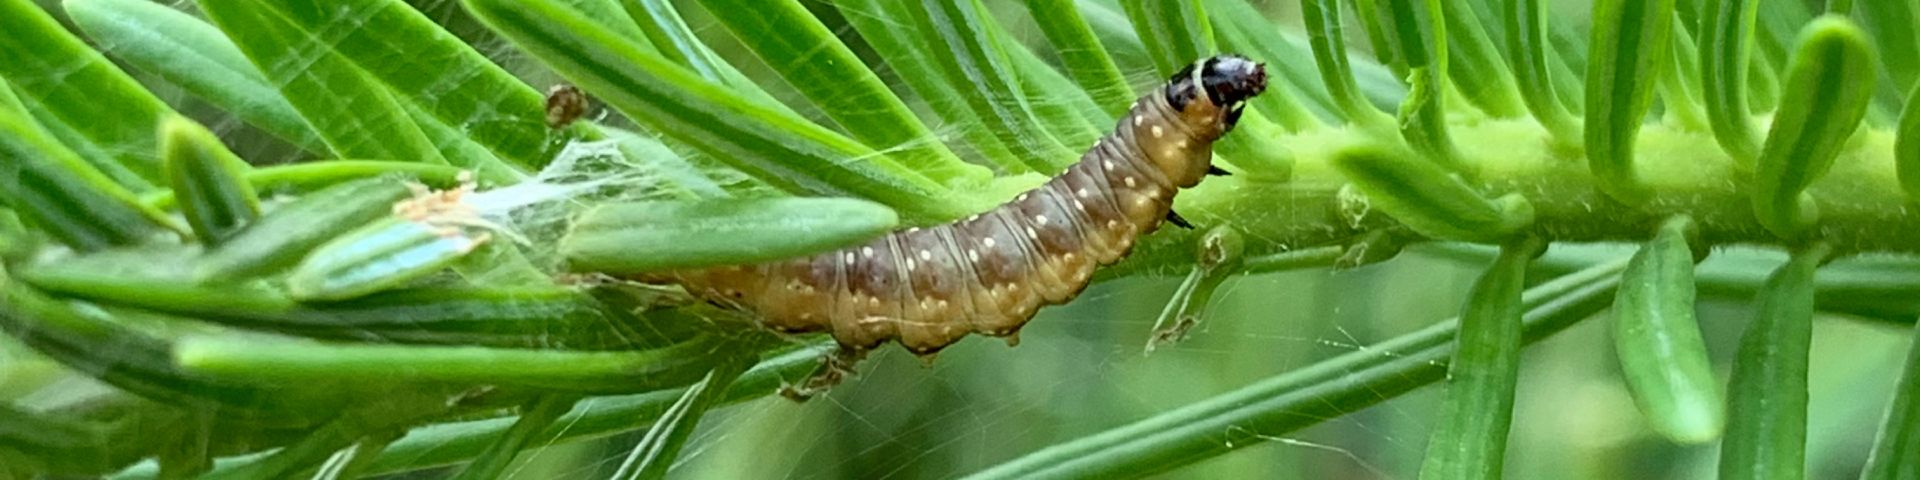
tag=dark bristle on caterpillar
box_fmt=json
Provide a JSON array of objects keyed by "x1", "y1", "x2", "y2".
[{"x1": 647, "y1": 55, "x2": 1268, "y2": 359}]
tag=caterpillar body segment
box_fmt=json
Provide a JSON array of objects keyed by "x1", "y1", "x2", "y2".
[{"x1": 658, "y1": 55, "x2": 1269, "y2": 354}]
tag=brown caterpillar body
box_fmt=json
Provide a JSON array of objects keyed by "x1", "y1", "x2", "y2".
[{"x1": 660, "y1": 56, "x2": 1268, "y2": 354}]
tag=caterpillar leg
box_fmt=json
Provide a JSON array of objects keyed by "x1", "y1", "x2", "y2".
[
  {"x1": 778, "y1": 346, "x2": 868, "y2": 402},
  {"x1": 1165, "y1": 210, "x2": 1195, "y2": 229}
]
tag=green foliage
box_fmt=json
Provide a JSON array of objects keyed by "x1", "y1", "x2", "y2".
[
  {"x1": 1584, "y1": 0, "x2": 1677, "y2": 203},
  {"x1": 160, "y1": 116, "x2": 259, "y2": 245},
  {"x1": 1720, "y1": 243, "x2": 1831, "y2": 480},
  {"x1": 2, "y1": 0, "x2": 1919, "y2": 478},
  {"x1": 1417, "y1": 236, "x2": 1542, "y2": 480},
  {"x1": 194, "y1": 177, "x2": 414, "y2": 281},
  {"x1": 1864, "y1": 322, "x2": 1920, "y2": 480},
  {"x1": 0, "y1": 102, "x2": 175, "y2": 251},
  {"x1": 65, "y1": 0, "x2": 328, "y2": 153},
  {"x1": 1611, "y1": 216, "x2": 1724, "y2": 444},
  {"x1": 0, "y1": 0, "x2": 176, "y2": 189},
  {"x1": 1330, "y1": 143, "x2": 1534, "y2": 242},
  {"x1": 562, "y1": 198, "x2": 900, "y2": 273},
  {"x1": 286, "y1": 216, "x2": 493, "y2": 302},
  {"x1": 1752, "y1": 16, "x2": 1879, "y2": 239},
  {"x1": 605, "y1": 354, "x2": 753, "y2": 480},
  {"x1": 1145, "y1": 226, "x2": 1246, "y2": 350},
  {"x1": 691, "y1": 0, "x2": 987, "y2": 185}
]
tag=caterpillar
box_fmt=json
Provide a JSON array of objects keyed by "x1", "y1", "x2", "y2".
[{"x1": 654, "y1": 55, "x2": 1267, "y2": 356}]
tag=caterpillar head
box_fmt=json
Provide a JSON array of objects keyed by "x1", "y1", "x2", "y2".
[
  {"x1": 1156, "y1": 55, "x2": 1267, "y2": 186},
  {"x1": 1165, "y1": 55, "x2": 1267, "y2": 133}
]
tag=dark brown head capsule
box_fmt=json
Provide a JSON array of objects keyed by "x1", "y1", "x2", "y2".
[{"x1": 1164, "y1": 54, "x2": 1267, "y2": 133}]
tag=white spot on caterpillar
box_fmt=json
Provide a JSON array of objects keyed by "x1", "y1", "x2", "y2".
[
  {"x1": 1133, "y1": 116, "x2": 1143, "y2": 126},
  {"x1": 1103, "y1": 160, "x2": 1115, "y2": 170},
  {"x1": 1076, "y1": 187, "x2": 1090, "y2": 198},
  {"x1": 1107, "y1": 220, "x2": 1120, "y2": 229},
  {"x1": 1073, "y1": 199, "x2": 1085, "y2": 210},
  {"x1": 937, "y1": 299, "x2": 949, "y2": 309},
  {"x1": 1025, "y1": 227, "x2": 1038, "y2": 239},
  {"x1": 919, "y1": 249, "x2": 932, "y2": 261},
  {"x1": 907, "y1": 227, "x2": 921, "y2": 233},
  {"x1": 1125, "y1": 176, "x2": 1138, "y2": 187},
  {"x1": 967, "y1": 214, "x2": 980, "y2": 222},
  {"x1": 868, "y1": 297, "x2": 881, "y2": 308},
  {"x1": 862, "y1": 246, "x2": 875, "y2": 257},
  {"x1": 1007, "y1": 283, "x2": 1020, "y2": 292},
  {"x1": 1063, "y1": 252, "x2": 1077, "y2": 262},
  {"x1": 1135, "y1": 197, "x2": 1151, "y2": 206},
  {"x1": 907, "y1": 259, "x2": 918, "y2": 270},
  {"x1": 1150, "y1": 125, "x2": 1164, "y2": 138},
  {"x1": 1033, "y1": 214, "x2": 1048, "y2": 225},
  {"x1": 968, "y1": 250, "x2": 980, "y2": 261},
  {"x1": 844, "y1": 252, "x2": 856, "y2": 265},
  {"x1": 1016, "y1": 193, "x2": 1029, "y2": 202},
  {"x1": 1175, "y1": 139, "x2": 1189, "y2": 148},
  {"x1": 984, "y1": 237, "x2": 997, "y2": 248},
  {"x1": 1163, "y1": 148, "x2": 1177, "y2": 158}
]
